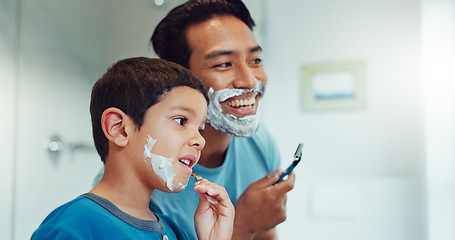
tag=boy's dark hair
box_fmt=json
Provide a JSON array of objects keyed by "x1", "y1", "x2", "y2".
[
  {"x1": 151, "y1": 0, "x2": 255, "y2": 68},
  {"x1": 90, "y1": 57, "x2": 209, "y2": 163}
]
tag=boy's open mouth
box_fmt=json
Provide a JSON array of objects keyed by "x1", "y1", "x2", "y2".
[
  {"x1": 178, "y1": 154, "x2": 197, "y2": 169},
  {"x1": 179, "y1": 159, "x2": 191, "y2": 166}
]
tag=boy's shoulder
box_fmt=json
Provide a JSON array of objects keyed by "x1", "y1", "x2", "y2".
[
  {"x1": 41, "y1": 194, "x2": 99, "y2": 222},
  {"x1": 32, "y1": 193, "x2": 186, "y2": 240},
  {"x1": 31, "y1": 195, "x2": 105, "y2": 239}
]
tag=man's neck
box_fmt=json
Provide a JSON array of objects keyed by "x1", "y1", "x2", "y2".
[{"x1": 198, "y1": 125, "x2": 233, "y2": 168}]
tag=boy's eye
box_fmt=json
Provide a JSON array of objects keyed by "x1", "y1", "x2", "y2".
[{"x1": 174, "y1": 117, "x2": 187, "y2": 126}]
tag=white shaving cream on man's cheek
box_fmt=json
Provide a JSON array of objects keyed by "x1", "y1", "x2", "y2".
[
  {"x1": 143, "y1": 136, "x2": 186, "y2": 192},
  {"x1": 206, "y1": 80, "x2": 265, "y2": 137}
]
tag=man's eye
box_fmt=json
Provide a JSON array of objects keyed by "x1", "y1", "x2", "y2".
[
  {"x1": 213, "y1": 62, "x2": 232, "y2": 68},
  {"x1": 198, "y1": 128, "x2": 205, "y2": 135},
  {"x1": 174, "y1": 117, "x2": 187, "y2": 126},
  {"x1": 251, "y1": 58, "x2": 262, "y2": 64}
]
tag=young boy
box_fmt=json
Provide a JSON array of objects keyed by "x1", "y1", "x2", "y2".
[{"x1": 31, "y1": 57, "x2": 235, "y2": 240}]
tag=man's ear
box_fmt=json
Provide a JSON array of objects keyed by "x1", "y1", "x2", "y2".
[{"x1": 101, "y1": 107, "x2": 131, "y2": 147}]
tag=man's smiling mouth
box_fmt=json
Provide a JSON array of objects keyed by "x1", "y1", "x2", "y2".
[
  {"x1": 224, "y1": 97, "x2": 255, "y2": 109},
  {"x1": 222, "y1": 91, "x2": 259, "y2": 110}
]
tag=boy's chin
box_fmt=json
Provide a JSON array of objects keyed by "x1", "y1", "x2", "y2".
[
  {"x1": 169, "y1": 187, "x2": 185, "y2": 193},
  {"x1": 163, "y1": 179, "x2": 188, "y2": 193}
]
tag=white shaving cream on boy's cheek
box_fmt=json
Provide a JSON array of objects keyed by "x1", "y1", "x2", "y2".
[{"x1": 143, "y1": 135, "x2": 185, "y2": 192}]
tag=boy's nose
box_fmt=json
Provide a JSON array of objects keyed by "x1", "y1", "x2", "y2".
[{"x1": 190, "y1": 131, "x2": 206, "y2": 151}]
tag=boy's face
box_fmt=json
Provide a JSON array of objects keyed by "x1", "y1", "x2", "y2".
[
  {"x1": 186, "y1": 15, "x2": 267, "y2": 121},
  {"x1": 132, "y1": 86, "x2": 207, "y2": 193}
]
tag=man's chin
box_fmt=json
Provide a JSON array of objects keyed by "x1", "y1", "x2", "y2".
[{"x1": 207, "y1": 113, "x2": 259, "y2": 137}]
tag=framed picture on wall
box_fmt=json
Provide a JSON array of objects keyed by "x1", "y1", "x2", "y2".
[{"x1": 301, "y1": 61, "x2": 366, "y2": 111}]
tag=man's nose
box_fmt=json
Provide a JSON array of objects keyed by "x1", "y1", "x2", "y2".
[{"x1": 233, "y1": 62, "x2": 257, "y2": 89}]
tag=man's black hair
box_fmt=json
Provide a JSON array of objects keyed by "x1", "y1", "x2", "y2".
[{"x1": 151, "y1": 0, "x2": 255, "y2": 68}]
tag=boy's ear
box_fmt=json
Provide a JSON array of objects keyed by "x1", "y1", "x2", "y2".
[{"x1": 101, "y1": 107, "x2": 132, "y2": 147}]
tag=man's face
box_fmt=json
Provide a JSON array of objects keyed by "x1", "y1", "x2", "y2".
[
  {"x1": 132, "y1": 86, "x2": 207, "y2": 193},
  {"x1": 186, "y1": 15, "x2": 267, "y2": 120}
]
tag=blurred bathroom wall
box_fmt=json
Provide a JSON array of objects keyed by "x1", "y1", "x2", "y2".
[
  {"x1": 262, "y1": 0, "x2": 424, "y2": 239},
  {"x1": 1, "y1": 0, "x2": 454, "y2": 240},
  {"x1": 260, "y1": 0, "x2": 455, "y2": 239},
  {"x1": 0, "y1": 0, "x2": 18, "y2": 239},
  {"x1": 421, "y1": 0, "x2": 455, "y2": 238}
]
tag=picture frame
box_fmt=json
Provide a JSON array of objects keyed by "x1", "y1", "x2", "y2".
[{"x1": 301, "y1": 62, "x2": 366, "y2": 111}]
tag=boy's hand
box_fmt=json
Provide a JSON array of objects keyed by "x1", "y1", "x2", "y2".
[
  {"x1": 194, "y1": 179, "x2": 235, "y2": 240},
  {"x1": 233, "y1": 169, "x2": 295, "y2": 240}
]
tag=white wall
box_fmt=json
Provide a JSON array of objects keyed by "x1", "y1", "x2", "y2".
[
  {"x1": 422, "y1": 0, "x2": 455, "y2": 239},
  {"x1": 9, "y1": 1, "x2": 113, "y2": 238},
  {"x1": 263, "y1": 0, "x2": 423, "y2": 176},
  {"x1": 0, "y1": 0, "x2": 17, "y2": 239},
  {"x1": 261, "y1": 0, "x2": 426, "y2": 239}
]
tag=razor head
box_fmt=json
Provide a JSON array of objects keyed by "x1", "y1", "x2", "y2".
[{"x1": 294, "y1": 143, "x2": 303, "y2": 160}]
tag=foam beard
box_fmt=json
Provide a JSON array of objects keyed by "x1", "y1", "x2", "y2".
[{"x1": 206, "y1": 81, "x2": 264, "y2": 137}]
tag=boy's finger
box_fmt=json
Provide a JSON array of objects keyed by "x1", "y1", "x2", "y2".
[{"x1": 195, "y1": 184, "x2": 220, "y2": 204}]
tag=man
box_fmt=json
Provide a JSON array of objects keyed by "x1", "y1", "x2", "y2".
[{"x1": 149, "y1": 1, "x2": 295, "y2": 239}]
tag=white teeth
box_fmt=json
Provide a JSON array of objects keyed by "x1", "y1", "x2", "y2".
[
  {"x1": 226, "y1": 98, "x2": 255, "y2": 108},
  {"x1": 179, "y1": 159, "x2": 190, "y2": 166}
]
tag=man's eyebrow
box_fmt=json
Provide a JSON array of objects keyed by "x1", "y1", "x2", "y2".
[
  {"x1": 205, "y1": 45, "x2": 263, "y2": 60},
  {"x1": 205, "y1": 49, "x2": 234, "y2": 59},
  {"x1": 250, "y1": 45, "x2": 262, "y2": 54}
]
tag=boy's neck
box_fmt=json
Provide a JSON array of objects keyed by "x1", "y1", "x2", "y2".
[
  {"x1": 198, "y1": 125, "x2": 232, "y2": 168},
  {"x1": 90, "y1": 162, "x2": 158, "y2": 221}
]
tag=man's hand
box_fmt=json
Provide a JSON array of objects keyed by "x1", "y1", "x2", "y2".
[
  {"x1": 232, "y1": 169, "x2": 296, "y2": 240},
  {"x1": 194, "y1": 179, "x2": 235, "y2": 240}
]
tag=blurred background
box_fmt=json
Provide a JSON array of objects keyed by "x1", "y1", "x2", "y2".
[{"x1": 1, "y1": 0, "x2": 454, "y2": 239}]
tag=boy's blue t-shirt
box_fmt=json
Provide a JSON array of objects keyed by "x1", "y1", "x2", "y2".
[
  {"x1": 149, "y1": 123, "x2": 281, "y2": 240},
  {"x1": 31, "y1": 193, "x2": 188, "y2": 240}
]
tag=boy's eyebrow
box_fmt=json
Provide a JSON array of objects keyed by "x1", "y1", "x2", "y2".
[
  {"x1": 205, "y1": 45, "x2": 263, "y2": 59},
  {"x1": 173, "y1": 106, "x2": 206, "y2": 125},
  {"x1": 173, "y1": 106, "x2": 196, "y2": 114}
]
